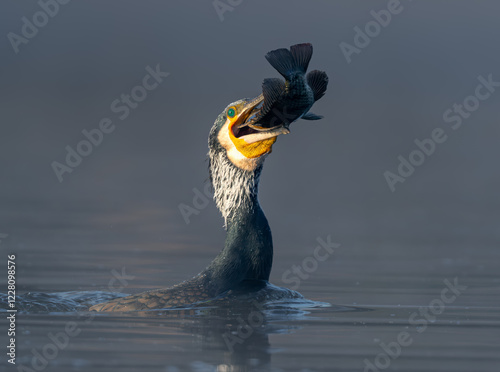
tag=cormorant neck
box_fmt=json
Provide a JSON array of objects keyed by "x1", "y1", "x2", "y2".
[
  {"x1": 206, "y1": 150, "x2": 273, "y2": 293},
  {"x1": 208, "y1": 149, "x2": 263, "y2": 227}
]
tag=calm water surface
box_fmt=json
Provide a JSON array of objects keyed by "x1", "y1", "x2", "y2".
[
  {"x1": 2, "y1": 1, "x2": 500, "y2": 371},
  {"x1": 2, "y1": 201, "x2": 499, "y2": 372}
]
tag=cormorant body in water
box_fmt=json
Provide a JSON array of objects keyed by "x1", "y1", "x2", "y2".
[{"x1": 90, "y1": 43, "x2": 328, "y2": 312}]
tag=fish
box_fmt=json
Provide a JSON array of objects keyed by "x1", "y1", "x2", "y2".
[{"x1": 237, "y1": 43, "x2": 329, "y2": 133}]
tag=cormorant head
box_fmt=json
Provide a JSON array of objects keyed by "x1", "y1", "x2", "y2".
[
  {"x1": 208, "y1": 96, "x2": 289, "y2": 225},
  {"x1": 208, "y1": 96, "x2": 289, "y2": 172}
]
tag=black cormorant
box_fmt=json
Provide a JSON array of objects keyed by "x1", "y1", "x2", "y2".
[{"x1": 90, "y1": 43, "x2": 328, "y2": 312}]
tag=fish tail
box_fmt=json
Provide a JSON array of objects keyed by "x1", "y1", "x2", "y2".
[
  {"x1": 290, "y1": 43, "x2": 313, "y2": 73},
  {"x1": 265, "y1": 43, "x2": 312, "y2": 78}
]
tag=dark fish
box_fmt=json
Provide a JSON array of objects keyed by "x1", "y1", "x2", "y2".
[{"x1": 239, "y1": 43, "x2": 329, "y2": 132}]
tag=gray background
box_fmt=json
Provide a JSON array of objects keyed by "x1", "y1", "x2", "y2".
[{"x1": 1, "y1": 0, "x2": 499, "y2": 294}]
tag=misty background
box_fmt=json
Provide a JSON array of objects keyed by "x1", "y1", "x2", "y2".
[{"x1": 0, "y1": 0, "x2": 498, "y2": 305}]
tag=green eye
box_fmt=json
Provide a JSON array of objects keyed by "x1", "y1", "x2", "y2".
[{"x1": 227, "y1": 107, "x2": 236, "y2": 118}]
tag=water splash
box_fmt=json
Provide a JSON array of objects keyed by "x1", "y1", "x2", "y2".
[{"x1": 0, "y1": 291, "x2": 127, "y2": 313}]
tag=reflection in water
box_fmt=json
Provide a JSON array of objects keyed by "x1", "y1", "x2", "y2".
[
  {"x1": 2, "y1": 290, "x2": 367, "y2": 371},
  {"x1": 172, "y1": 304, "x2": 363, "y2": 371},
  {"x1": 92, "y1": 300, "x2": 359, "y2": 371}
]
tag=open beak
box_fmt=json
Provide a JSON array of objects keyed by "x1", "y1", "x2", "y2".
[{"x1": 231, "y1": 95, "x2": 290, "y2": 145}]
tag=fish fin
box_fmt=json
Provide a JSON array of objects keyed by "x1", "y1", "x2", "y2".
[
  {"x1": 265, "y1": 48, "x2": 299, "y2": 78},
  {"x1": 290, "y1": 43, "x2": 313, "y2": 74},
  {"x1": 302, "y1": 112, "x2": 323, "y2": 120},
  {"x1": 307, "y1": 70, "x2": 329, "y2": 101},
  {"x1": 261, "y1": 78, "x2": 285, "y2": 114}
]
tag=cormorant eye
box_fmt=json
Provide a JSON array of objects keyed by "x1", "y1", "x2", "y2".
[{"x1": 227, "y1": 107, "x2": 236, "y2": 118}]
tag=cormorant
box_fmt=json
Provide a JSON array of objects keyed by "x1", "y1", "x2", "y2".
[{"x1": 90, "y1": 43, "x2": 328, "y2": 312}]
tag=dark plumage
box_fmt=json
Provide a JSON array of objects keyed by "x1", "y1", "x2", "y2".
[
  {"x1": 91, "y1": 124, "x2": 273, "y2": 311},
  {"x1": 90, "y1": 43, "x2": 328, "y2": 312}
]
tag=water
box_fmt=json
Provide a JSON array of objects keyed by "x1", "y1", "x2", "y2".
[
  {"x1": 2, "y1": 1, "x2": 500, "y2": 370},
  {"x1": 1, "y1": 203, "x2": 499, "y2": 371}
]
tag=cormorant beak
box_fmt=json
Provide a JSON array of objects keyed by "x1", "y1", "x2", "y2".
[{"x1": 232, "y1": 96, "x2": 290, "y2": 145}]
